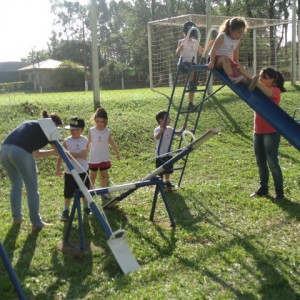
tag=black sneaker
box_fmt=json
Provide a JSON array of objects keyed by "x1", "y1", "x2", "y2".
[
  {"x1": 250, "y1": 187, "x2": 269, "y2": 198},
  {"x1": 188, "y1": 102, "x2": 196, "y2": 111},
  {"x1": 275, "y1": 193, "x2": 284, "y2": 200},
  {"x1": 187, "y1": 82, "x2": 197, "y2": 91},
  {"x1": 60, "y1": 210, "x2": 70, "y2": 221},
  {"x1": 101, "y1": 193, "x2": 110, "y2": 201},
  {"x1": 165, "y1": 181, "x2": 175, "y2": 189},
  {"x1": 84, "y1": 207, "x2": 92, "y2": 218}
]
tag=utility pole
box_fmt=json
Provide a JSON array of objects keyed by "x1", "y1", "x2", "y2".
[
  {"x1": 292, "y1": 0, "x2": 297, "y2": 84},
  {"x1": 32, "y1": 47, "x2": 37, "y2": 91},
  {"x1": 82, "y1": 17, "x2": 88, "y2": 91},
  {"x1": 91, "y1": 0, "x2": 100, "y2": 108}
]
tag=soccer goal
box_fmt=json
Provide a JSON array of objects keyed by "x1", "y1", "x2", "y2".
[{"x1": 147, "y1": 14, "x2": 292, "y2": 89}]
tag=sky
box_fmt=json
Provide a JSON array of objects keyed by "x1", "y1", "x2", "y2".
[
  {"x1": 0, "y1": 0, "x2": 87, "y2": 62},
  {"x1": 1, "y1": 1, "x2": 294, "y2": 62},
  {"x1": 0, "y1": 0, "x2": 55, "y2": 62}
]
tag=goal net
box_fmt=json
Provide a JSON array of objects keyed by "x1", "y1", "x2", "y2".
[{"x1": 147, "y1": 14, "x2": 292, "y2": 89}]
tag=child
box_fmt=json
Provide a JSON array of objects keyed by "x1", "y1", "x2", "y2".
[
  {"x1": 250, "y1": 67, "x2": 286, "y2": 200},
  {"x1": 176, "y1": 21, "x2": 204, "y2": 111},
  {"x1": 56, "y1": 117, "x2": 92, "y2": 221},
  {"x1": 207, "y1": 17, "x2": 258, "y2": 91},
  {"x1": 88, "y1": 108, "x2": 120, "y2": 200},
  {"x1": 154, "y1": 110, "x2": 186, "y2": 190}
]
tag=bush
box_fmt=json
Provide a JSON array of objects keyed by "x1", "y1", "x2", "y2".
[
  {"x1": 0, "y1": 81, "x2": 28, "y2": 93},
  {"x1": 54, "y1": 60, "x2": 88, "y2": 89}
]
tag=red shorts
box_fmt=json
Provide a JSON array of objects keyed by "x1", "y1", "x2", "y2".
[
  {"x1": 89, "y1": 161, "x2": 111, "y2": 171},
  {"x1": 215, "y1": 55, "x2": 238, "y2": 67}
]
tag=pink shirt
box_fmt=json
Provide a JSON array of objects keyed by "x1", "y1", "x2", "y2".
[{"x1": 254, "y1": 86, "x2": 281, "y2": 134}]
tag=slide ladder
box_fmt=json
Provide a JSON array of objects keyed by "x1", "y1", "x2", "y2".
[
  {"x1": 158, "y1": 60, "x2": 213, "y2": 187},
  {"x1": 157, "y1": 27, "x2": 218, "y2": 187}
]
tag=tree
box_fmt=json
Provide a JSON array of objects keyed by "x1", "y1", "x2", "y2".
[
  {"x1": 21, "y1": 50, "x2": 49, "y2": 64},
  {"x1": 46, "y1": 0, "x2": 294, "y2": 89},
  {"x1": 54, "y1": 60, "x2": 89, "y2": 89}
]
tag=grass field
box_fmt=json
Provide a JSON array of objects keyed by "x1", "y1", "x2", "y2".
[{"x1": 0, "y1": 84, "x2": 299, "y2": 299}]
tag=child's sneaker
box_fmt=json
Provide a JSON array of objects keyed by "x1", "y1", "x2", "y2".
[
  {"x1": 60, "y1": 210, "x2": 69, "y2": 221},
  {"x1": 188, "y1": 102, "x2": 195, "y2": 111},
  {"x1": 229, "y1": 75, "x2": 243, "y2": 84},
  {"x1": 187, "y1": 81, "x2": 197, "y2": 91},
  {"x1": 101, "y1": 193, "x2": 110, "y2": 200},
  {"x1": 165, "y1": 181, "x2": 175, "y2": 189},
  {"x1": 84, "y1": 207, "x2": 92, "y2": 218},
  {"x1": 247, "y1": 75, "x2": 258, "y2": 91}
]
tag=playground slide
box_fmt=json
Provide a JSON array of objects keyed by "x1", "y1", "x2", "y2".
[{"x1": 197, "y1": 66, "x2": 300, "y2": 151}]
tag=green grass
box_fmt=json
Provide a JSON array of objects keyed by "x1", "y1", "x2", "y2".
[{"x1": 0, "y1": 85, "x2": 300, "y2": 299}]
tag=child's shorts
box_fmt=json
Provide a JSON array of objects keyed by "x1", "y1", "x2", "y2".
[
  {"x1": 156, "y1": 155, "x2": 174, "y2": 174},
  {"x1": 89, "y1": 161, "x2": 111, "y2": 171},
  {"x1": 178, "y1": 61, "x2": 197, "y2": 74},
  {"x1": 214, "y1": 55, "x2": 240, "y2": 76},
  {"x1": 64, "y1": 172, "x2": 90, "y2": 198}
]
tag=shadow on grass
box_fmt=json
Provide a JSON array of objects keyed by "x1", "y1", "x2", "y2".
[
  {"x1": 172, "y1": 192, "x2": 300, "y2": 299},
  {"x1": 0, "y1": 225, "x2": 23, "y2": 298},
  {"x1": 2, "y1": 224, "x2": 21, "y2": 260},
  {"x1": 34, "y1": 212, "x2": 96, "y2": 299},
  {"x1": 279, "y1": 141, "x2": 300, "y2": 164},
  {"x1": 89, "y1": 203, "x2": 133, "y2": 276},
  {"x1": 209, "y1": 96, "x2": 250, "y2": 139},
  {"x1": 14, "y1": 232, "x2": 38, "y2": 276},
  {"x1": 272, "y1": 196, "x2": 300, "y2": 220},
  {"x1": 116, "y1": 188, "x2": 205, "y2": 268}
]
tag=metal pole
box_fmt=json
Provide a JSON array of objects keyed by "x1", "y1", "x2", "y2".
[
  {"x1": 0, "y1": 243, "x2": 27, "y2": 300},
  {"x1": 298, "y1": 20, "x2": 300, "y2": 83},
  {"x1": 91, "y1": 0, "x2": 100, "y2": 108},
  {"x1": 32, "y1": 47, "x2": 36, "y2": 91},
  {"x1": 291, "y1": 0, "x2": 297, "y2": 84},
  {"x1": 253, "y1": 28, "x2": 257, "y2": 75},
  {"x1": 206, "y1": 0, "x2": 213, "y2": 94},
  {"x1": 147, "y1": 23, "x2": 153, "y2": 89},
  {"x1": 82, "y1": 17, "x2": 88, "y2": 91}
]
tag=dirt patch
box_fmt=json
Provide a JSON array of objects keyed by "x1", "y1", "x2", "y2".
[{"x1": 57, "y1": 239, "x2": 104, "y2": 260}]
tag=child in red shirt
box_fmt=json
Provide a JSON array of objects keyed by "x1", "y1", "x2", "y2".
[{"x1": 250, "y1": 67, "x2": 286, "y2": 200}]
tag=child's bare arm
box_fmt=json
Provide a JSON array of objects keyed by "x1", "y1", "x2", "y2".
[
  {"x1": 175, "y1": 122, "x2": 187, "y2": 136},
  {"x1": 232, "y1": 44, "x2": 240, "y2": 65},
  {"x1": 197, "y1": 44, "x2": 204, "y2": 55},
  {"x1": 56, "y1": 140, "x2": 67, "y2": 176},
  {"x1": 69, "y1": 149, "x2": 88, "y2": 159},
  {"x1": 176, "y1": 40, "x2": 185, "y2": 56},
  {"x1": 154, "y1": 127, "x2": 165, "y2": 140},
  {"x1": 109, "y1": 134, "x2": 120, "y2": 160},
  {"x1": 207, "y1": 35, "x2": 223, "y2": 69}
]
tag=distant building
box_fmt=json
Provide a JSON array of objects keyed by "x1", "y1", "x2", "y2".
[
  {"x1": 0, "y1": 61, "x2": 29, "y2": 83},
  {"x1": 18, "y1": 59, "x2": 63, "y2": 89}
]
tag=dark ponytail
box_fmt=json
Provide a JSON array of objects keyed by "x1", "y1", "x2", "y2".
[
  {"x1": 274, "y1": 71, "x2": 286, "y2": 93},
  {"x1": 42, "y1": 109, "x2": 63, "y2": 126},
  {"x1": 94, "y1": 107, "x2": 108, "y2": 120}
]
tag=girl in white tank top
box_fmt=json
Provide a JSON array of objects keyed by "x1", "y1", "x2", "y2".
[
  {"x1": 88, "y1": 108, "x2": 120, "y2": 199},
  {"x1": 208, "y1": 17, "x2": 258, "y2": 91}
]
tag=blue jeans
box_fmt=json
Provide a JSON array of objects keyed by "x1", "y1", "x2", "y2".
[
  {"x1": 0, "y1": 144, "x2": 43, "y2": 227},
  {"x1": 253, "y1": 132, "x2": 283, "y2": 195}
]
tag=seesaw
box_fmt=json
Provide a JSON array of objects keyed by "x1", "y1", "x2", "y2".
[
  {"x1": 38, "y1": 118, "x2": 220, "y2": 274},
  {"x1": 103, "y1": 127, "x2": 220, "y2": 209},
  {"x1": 38, "y1": 118, "x2": 140, "y2": 274}
]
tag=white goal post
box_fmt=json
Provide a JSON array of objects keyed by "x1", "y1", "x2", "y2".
[{"x1": 147, "y1": 14, "x2": 292, "y2": 89}]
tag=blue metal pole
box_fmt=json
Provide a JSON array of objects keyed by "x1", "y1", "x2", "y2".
[{"x1": 0, "y1": 242, "x2": 27, "y2": 300}]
